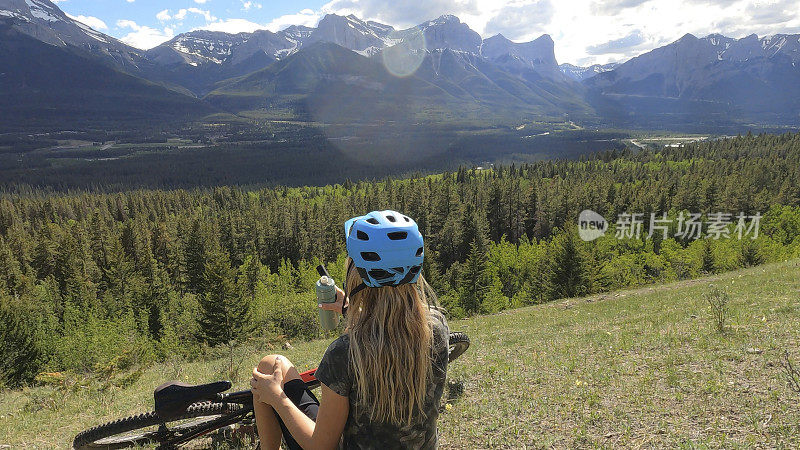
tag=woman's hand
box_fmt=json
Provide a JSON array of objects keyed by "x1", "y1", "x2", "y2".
[
  {"x1": 250, "y1": 357, "x2": 285, "y2": 407},
  {"x1": 318, "y1": 286, "x2": 348, "y2": 315}
]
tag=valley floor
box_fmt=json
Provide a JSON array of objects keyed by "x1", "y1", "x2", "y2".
[{"x1": 2, "y1": 260, "x2": 799, "y2": 448}]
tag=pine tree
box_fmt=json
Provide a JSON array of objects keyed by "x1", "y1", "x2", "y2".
[
  {"x1": 507, "y1": 178, "x2": 525, "y2": 244},
  {"x1": 739, "y1": 239, "x2": 764, "y2": 268},
  {"x1": 184, "y1": 217, "x2": 208, "y2": 294},
  {"x1": 700, "y1": 240, "x2": 716, "y2": 274},
  {"x1": 0, "y1": 296, "x2": 43, "y2": 386},
  {"x1": 487, "y1": 181, "x2": 505, "y2": 242},
  {"x1": 238, "y1": 254, "x2": 263, "y2": 303},
  {"x1": 197, "y1": 250, "x2": 252, "y2": 347},
  {"x1": 458, "y1": 235, "x2": 491, "y2": 314},
  {"x1": 141, "y1": 248, "x2": 170, "y2": 340},
  {"x1": 524, "y1": 185, "x2": 539, "y2": 238},
  {"x1": 0, "y1": 236, "x2": 23, "y2": 297},
  {"x1": 546, "y1": 230, "x2": 588, "y2": 300},
  {"x1": 458, "y1": 202, "x2": 489, "y2": 263},
  {"x1": 457, "y1": 205, "x2": 491, "y2": 314}
]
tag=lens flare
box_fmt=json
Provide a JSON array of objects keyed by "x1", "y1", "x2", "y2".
[
  {"x1": 306, "y1": 29, "x2": 439, "y2": 167},
  {"x1": 382, "y1": 29, "x2": 426, "y2": 78}
]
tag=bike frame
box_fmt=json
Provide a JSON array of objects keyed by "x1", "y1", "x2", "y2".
[{"x1": 154, "y1": 368, "x2": 320, "y2": 448}]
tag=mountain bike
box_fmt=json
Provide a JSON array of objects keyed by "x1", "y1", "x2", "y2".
[{"x1": 72, "y1": 331, "x2": 470, "y2": 449}]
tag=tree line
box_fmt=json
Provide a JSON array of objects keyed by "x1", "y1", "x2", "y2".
[{"x1": 1, "y1": 131, "x2": 800, "y2": 386}]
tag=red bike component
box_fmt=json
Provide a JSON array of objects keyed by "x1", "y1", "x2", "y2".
[{"x1": 300, "y1": 368, "x2": 317, "y2": 384}]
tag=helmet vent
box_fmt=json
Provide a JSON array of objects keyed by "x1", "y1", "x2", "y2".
[
  {"x1": 409, "y1": 265, "x2": 421, "y2": 274},
  {"x1": 392, "y1": 267, "x2": 404, "y2": 273},
  {"x1": 387, "y1": 231, "x2": 407, "y2": 240},
  {"x1": 366, "y1": 217, "x2": 379, "y2": 225},
  {"x1": 386, "y1": 215, "x2": 397, "y2": 222},
  {"x1": 416, "y1": 247, "x2": 424, "y2": 257},
  {"x1": 403, "y1": 216, "x2": 410, "y2": 222},
  {"x1": 369, "y1": 269, "x2": 392, "y2": 280},
  {"x1": 361, "y1": 251, "x2": 381, "y2": 262},
  {"x1": 357, "y1": 230, "x2": 370, "y2": 241}
]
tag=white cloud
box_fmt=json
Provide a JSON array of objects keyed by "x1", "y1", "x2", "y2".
[
  {"x1": 202, "y1": 18, "x2": 266, "y2": 33},
  {"x1": 194, "y1": 0, "x2": 209, "y2": 3},
  {"x1": 241, "y1": 1, "x2": 262, "y2": 11},
  {"x1": 156, "y1": 9, "x2": 171, "y2": 22},
  {"x1": 484, "y1": 1, "x2": 553, "y2": 38},
  {"x1": 116, "y1": 19, "x2": 174, "y2": 49},
  {"x1": 263, "y1": 8, "x2": 320, "y2": 32},
  {"x1": 194, "y1": 6, "x2": 319, "y2": 35},
  {"x1": 173, "y1": 7, "x2": 216, "y2": 22},
  {"x1": 197, "y1": 8, "x2": 319, "y2": 34},
  {"x1": 66, "y1": 13, "x2": 108, "y2": 30},
  {"x1": 116, "y1": 19, "x2": 138, "y2": 29}
]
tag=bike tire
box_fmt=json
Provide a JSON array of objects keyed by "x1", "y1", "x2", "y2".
[
  {"x1": 72, "y1": 401, "x2": 242, "y2": 449},
  {"x1": 448, "y1": 331, "x2": 470, "y2": 363}
]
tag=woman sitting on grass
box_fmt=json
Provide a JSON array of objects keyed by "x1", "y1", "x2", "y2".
[{"x1": 250, "y1": 210, "x2": 449, "y2": 449}]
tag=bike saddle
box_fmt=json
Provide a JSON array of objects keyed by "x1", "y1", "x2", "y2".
[{"x1": 154, "y1": 380, "x2": 232, "y2": 420}]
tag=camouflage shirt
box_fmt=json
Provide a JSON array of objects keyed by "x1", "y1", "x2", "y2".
[{"x1": 315, "y1": 309, "x2": 449, "y2": 449}]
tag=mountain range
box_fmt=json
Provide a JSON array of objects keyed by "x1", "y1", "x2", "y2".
[
  {"x1": 560, "y1": 63, "x2": 619, "y2": 82},
  {"x1": 586, "y1": 33, "x2": 800, "y2": 126},
  {"x1": 2, "y1": 0, "x2": 800, "y2": 132}
]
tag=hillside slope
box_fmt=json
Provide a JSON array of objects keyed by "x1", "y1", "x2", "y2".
[
  {"x1": 0, "y1": 27, "x2": 214, "y2": 131},
  {"x1": 2, "y1": 259, "x2": 798, "y2": 447}
]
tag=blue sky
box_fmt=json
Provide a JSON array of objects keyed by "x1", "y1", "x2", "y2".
[
  {"x1": 53, "y1": 0, "x2": 800, "y2": 65},
  {"x1": 56, "y1": 0, "x2": 329, "y2": 47}
]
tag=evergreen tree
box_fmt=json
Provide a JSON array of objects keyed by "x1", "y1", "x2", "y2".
[
  {"x1": 239, "y1": 254, "x2": 263, "y2": 303},
  {"x1": 458, "y1": 202, "x2": 489, "y2": 263},
  {"x1": 546, "y1": 230, "x2": 588, "y2": 300},
  {"x1": 0, "y1": 236, "x2": 23, "y2": 297},
  {"x1": 0, "y1": 296, "x2": 43, "y2": 386},
  {"x1": 739, "y1": 239, "x2": 764, "y2": 268},
  {"x1": 458, "y1": 207, "x2": 491, "y2": 314},
  {"x1": 487, "y1": 180, "x2": 505, "y2": 242},
  {"x1": 197, "y1": 250, "x2": 252, "y2": 347},
  {"x1": 184, "y1": 217, "x2": 208, "y2": 294},
  {"x1": 700, "y1": 240, "x2": 716, "y2": 274},
  {"x1": 524, "y1": 185, "x2": 539, "y2": 238}
]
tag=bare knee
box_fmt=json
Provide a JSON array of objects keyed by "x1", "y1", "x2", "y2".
[
  {"x1": 257, "y1": 354, "x2": 288, "y2": 373},
  {"x1": 256, "y1": 354, "x2": 301, "y2": 383}
]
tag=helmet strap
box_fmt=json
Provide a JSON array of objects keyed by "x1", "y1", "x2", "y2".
[
  {"x1": 345, "y1": 257, "x2": 369, "y2": 301},
  {"x1": 348, "y1": 282, "x2": 368, "y2": 299}
]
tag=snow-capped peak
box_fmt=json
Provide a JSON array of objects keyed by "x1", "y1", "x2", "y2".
[
  {"x1": 0, "y1": 0, "x2": 133, "y2": 47},
  {"x1": 25, "y1": 0, "x2": 61, "y2": 22}
]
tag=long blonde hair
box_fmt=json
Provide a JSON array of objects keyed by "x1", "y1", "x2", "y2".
[{"x1": 344, "y1": 258, "x2": 435, "y2": 427}]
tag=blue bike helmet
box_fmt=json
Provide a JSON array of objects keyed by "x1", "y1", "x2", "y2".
[{"x1": 344, "y1": 210, "x2": 424, "y2": 289}]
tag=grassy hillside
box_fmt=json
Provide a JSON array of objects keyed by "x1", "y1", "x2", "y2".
[{"x1": 1, "y1": 260, "x2": 799, "y2": 448}]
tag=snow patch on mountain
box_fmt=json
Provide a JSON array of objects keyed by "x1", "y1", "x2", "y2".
[
  {"x1": 25, "y1": 0, "x2": 59, "y2": 22},
  {"x1": 0, "y1": 9, "x2": 25, "y2": 19},
  {"x1": 560, "y1": 62, "x2": 619, "y2": 81}
]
